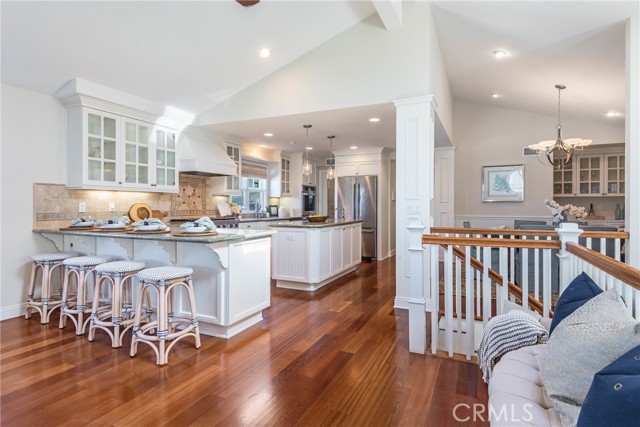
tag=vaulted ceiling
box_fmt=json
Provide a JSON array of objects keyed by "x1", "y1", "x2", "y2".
[{"x1": 2, "y1": 1, "x2": 636, "y2": 156}]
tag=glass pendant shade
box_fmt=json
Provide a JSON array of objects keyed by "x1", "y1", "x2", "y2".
[
  {"x1": 302, "y1": 124, "x2": 312, "y2": 176},
  {"x1": 327, "y1": 135, "x2": 335, "y2": 180}
]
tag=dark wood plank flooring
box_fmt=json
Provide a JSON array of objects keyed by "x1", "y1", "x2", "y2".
[{"x1": 1, "y1": 257, "x2": 488, "y2": 426}]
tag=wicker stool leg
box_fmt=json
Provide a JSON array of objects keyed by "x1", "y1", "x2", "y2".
[
  {"x1": 59, "y1": 268, "x2": 76, "y2": 330},
  {"x1": 186, "y1": 277, "x2": 201, "y2": 349},
  {"x1": 25, "y1": 262, "x2": 39, "y2": 320}
]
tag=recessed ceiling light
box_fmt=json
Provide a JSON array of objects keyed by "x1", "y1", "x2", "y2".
[
  {"x1": 305, "y1": 146, "x2": 313, "y2": 150},
  {"x1": 259, "y1": 48, "x2": 271, "y2": 58},
  {"x1": 263, "y1": 132, "x2": 273, "y2": 137},
  {"x1": 493, "y1": 50, "x2": 507, "y2": 59},
  {"x1": 259, "y1": 144, "x2": 269, "y2": 148},
  {"x1": 350, "y1": 146, "x2": 358, "y2": 150},
  {"x1": 369, "y1": 117, "x2": 381, "y2": 122},
  {"x1": 491, "y1": 93, "x2": 500, "y2": 98},
  {"x1": 606, "y1": 111, "x2": 620, "y2": 117}
]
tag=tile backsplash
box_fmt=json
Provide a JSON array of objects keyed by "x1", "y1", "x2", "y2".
[{"x1": 34, "y1": 174, "x2": 229, "y2": 229}]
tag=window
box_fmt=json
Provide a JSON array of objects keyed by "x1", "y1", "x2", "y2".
[{"x1": 231, "y1": 177, "x2": 267, "y2": 212}]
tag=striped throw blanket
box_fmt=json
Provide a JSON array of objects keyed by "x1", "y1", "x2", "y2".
[{"x1": 477, "y1": 311, "x2": 549, "y2": 383}]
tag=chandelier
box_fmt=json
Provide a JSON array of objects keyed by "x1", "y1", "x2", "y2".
[
  {"x1": 327, "y1": 135, "x2": 335, "y2": 180},
  {"x1": 303, "y1": 124, "x2": 312, "y2": 176},
  {"x1": 528, "y1": 84, "x2": 591, "y2": 169}
]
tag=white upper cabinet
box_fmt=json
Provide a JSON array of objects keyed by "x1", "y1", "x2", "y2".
[
  {"x1": 64, "y1": 104, "x2": 180, "y2": 193},
  {"x1": 211, "y1": 142, "x2": 241, "y2": 195},
  {"x1": 554, "y1": 147, "x2": 625, "y2": 198},
  {"x1": 333, "y1": 148, "x2": 386, "y2": 178}
]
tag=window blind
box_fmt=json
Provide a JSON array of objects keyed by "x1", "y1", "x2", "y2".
[{"x1": 241, "y1": 163, "x2": 268, "y2": 179}]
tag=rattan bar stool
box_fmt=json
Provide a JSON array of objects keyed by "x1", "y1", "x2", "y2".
[
  {"x1": 87, "y1": 260, "x2": 147, "y2": 348},
  {"x1": 26, "y1": 252, "x2": 78, "y2": 324},
  {"x1": 59, "y1": 255, "x2": 110, "y2": 335},
  {"x1": 130, "y1": 266, "x2": 201, "y2": 365}
]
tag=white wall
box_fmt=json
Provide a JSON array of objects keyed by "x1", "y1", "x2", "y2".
[
  {"x1": 198, "y1": 1, "x2": 432, "y2": 125},
  {"x1": 454, "y1": 100, "x2": 625, "y2": 218},
  {"x1": 1, "y1": 84, "x2": 67, "y2": 319}
]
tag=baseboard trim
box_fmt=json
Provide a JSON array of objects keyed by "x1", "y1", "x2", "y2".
[{"x1": 1, "y1": 303, "x2": 26, "y2": 321}]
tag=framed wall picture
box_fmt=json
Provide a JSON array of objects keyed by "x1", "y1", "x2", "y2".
[
  {"x1": 481, "y1": 164, "x2": 524, "y2": 202},
  {"x1": 268, "y1": 205, "x2": 279, "y2": 217}
]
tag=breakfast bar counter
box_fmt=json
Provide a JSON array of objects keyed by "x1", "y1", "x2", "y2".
[{"x1": 33, "y1": 227, "x2": 275, "y2": 338}]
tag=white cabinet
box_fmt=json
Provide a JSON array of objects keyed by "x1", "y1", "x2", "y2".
[
  {"x1": 67, "y1": 107, "x2": 179, "y2": 192},
  {"x1": 281, "y1": 157, "x2": 291, "y2": 196},
  {"x1": 211, "y1": 143, "x2": 241, "y2": 195},
  {"x1": 271, "y1": 222, "x2": 362, "y2": 291},
  {"x1": 554, "y1": 151, "x2": 625, "y2": 198},
  {"x1": 335, "y1": 161, "x2": 381, "y2": 177}
]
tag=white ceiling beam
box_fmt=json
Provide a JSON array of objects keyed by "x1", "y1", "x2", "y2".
[{"x1": 372, "y1": 0, "x2": 403, "y2": 30}]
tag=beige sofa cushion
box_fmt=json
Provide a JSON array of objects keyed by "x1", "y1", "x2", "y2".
[
  {"x1": 538, "y1": 289, "x2": 640, "y2": 427},
  {"x1": 489, "y1": 344, "x2": 561, "y2": 427}
]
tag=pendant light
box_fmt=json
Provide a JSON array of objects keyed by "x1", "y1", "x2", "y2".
[
  {"x1": 303, "y1": 124, "x2": 312, "y2": 176},
  {"x1": 327, "y1": 135, "x2": 336, "y2": 180},
  {"x1": 528, "y1": 84, "x2": 592, "y2": 169}
]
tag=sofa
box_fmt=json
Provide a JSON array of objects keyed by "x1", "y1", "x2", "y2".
[{"x1": 484, "y1": 272, "x2": 640, "y2": 427}]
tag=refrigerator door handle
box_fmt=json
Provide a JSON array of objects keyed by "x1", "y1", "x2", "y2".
[
  {"x1": 361, "y1": 228, "x2": 374, "y2": 233},
  {"x1": 357, "y1": 183, "x2": 361, "y2": 220},
  {"x1": 352, "y1": 183, "x2": 357, "y2": 220}
]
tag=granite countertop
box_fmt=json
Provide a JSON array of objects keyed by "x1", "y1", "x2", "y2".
[
  {"x1": 268, "y1": 219, "x2": 363, "y2": 229},
  {"x1": 169, "y1": 216, "x2": 302, "y2": 223},
  {"x1": 33, "y1": 226, "x2": 275, "y2": 243}
]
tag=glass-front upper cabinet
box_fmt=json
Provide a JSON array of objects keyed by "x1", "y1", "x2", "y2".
[
  {"x1": 605, "y1": 154, "x2": 625, "y2": 196},
  {"x1": 226, "y1": 144, "x2": 241, "y2": 192},
  {"x1": 86, "y1": 110, "x2": 119, "y2": 185},
  {"x1": 577, "y1": 155, "x2": 602, "y2": 196},
  {"x1": 552, "y1": 158, "x2": 574, "y2": 196},
  {"x1": 123, "y1": 118, "x2": 150, "y2": 188},
  {"x1": 281, "y1": 157, "x2": 291, "y2": 196},
  {"x1": 155, "y1": 127, "x2": 177, "y2": 191}
]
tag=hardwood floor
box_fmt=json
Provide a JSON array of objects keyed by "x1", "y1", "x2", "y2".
[{"x1": 1, "y1": 257, "x2": 488, "y2": 427}]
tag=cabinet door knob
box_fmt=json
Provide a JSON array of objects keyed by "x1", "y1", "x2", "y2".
[
  {"x1": 118, "y1": 181, "x2": 122, "y2": 185},
  {"x1": 151, "y1": 183, "x2": 157, "y2": 187}
]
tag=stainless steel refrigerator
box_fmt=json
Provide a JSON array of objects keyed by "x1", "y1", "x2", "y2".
[{"x1": 336, "y1": 175, "x2": 377, "y2": 260}]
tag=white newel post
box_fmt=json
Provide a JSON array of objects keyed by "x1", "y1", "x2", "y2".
[
  {"x1": 556, "y1": 223, "x2": 583, "y2": 293},
  {"x1": 407, "y1": 222, "x2": 426, "y2": 354}
]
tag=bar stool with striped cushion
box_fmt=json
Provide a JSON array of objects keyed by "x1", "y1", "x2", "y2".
[
  {"x1": 26, "y1": 252, "x2": 78, "y2": 324},
  {"x1": 59, "y1": 255, "x2": 110, "y2": 335},
  {"x1": 88, "y1": 260, "x2": 147, "y2": 348},
  {"x1": 130, "y1": 266, "x2": 201, "y2": 365}
]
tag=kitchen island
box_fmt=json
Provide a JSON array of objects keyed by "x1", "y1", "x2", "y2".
[
  {"x1": 269, "y1": 220, "x2": 362, "y2": 291},
  {"x1": 33, "y1": 227, "x2": 274, "y2": 338}
]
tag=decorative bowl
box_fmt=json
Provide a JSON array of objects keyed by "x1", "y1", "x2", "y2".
[
  {"x1": 306, "y1": 215, "x2": 328, "y2": 223},
  {"x1": 136, "y1": 224, "x2": 163, "y2": 231},
  {"x1": 71, "y1": 221, "x2": 94, "y2": 227},
  {"x1": 100, "y1": 222, "x2": 127, "y2": 229}
]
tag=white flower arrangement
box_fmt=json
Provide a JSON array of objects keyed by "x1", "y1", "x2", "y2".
[{"x1": 544, "y1": 199, "x2": 588, "y2": 223}]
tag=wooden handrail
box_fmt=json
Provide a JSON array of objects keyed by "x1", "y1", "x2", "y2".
[
  {"x1": 567, "y1": 242, "x2": 640, "y2": 290},
  {"x1": 431, "y1": 227, "x2": 629, "y2": 239},
  {"x1": 423, "y1": 235, "x2": 561, "y2": 249},
  {"x1": 444, "y1": 245, "x2": 545, "y2": 315},
  {"x1": 431, "y1": 227, "x2": 558, "y2": 237}
]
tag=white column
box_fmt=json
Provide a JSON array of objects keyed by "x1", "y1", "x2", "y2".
[
  {"x1": 407, "y1": 222, "x2": 426, "y2": 354},
  {"x1": 394, "y1": 96, "x2": 436, "y2": 310},
  {"x1": 626, "y1": 12, "x2": 640, "y2": 268},
  {"x1": 556, "y1": 223, "x2": 583, "y2": 293}
]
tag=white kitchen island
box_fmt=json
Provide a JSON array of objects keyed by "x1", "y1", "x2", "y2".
[
  {"x1": 34, "y1": 227, "x2": 274, "y2": 338},
  {"x1": 269, "y1": 219, "x2": 362, "y2": 291}
]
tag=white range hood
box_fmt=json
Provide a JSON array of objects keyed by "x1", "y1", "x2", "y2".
[{"x1": 179, "y1": 133, "x2": 238, "y2": 177}]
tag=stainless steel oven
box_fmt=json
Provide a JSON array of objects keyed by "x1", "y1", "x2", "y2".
[{"x1": 302, "y1": 185, "x2": 316, "y2": 215}]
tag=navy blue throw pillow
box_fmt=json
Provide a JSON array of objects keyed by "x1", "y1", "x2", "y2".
[
  {"x1": 577, "y1": 344, "x2": 640, "y2": 427},
  {"x1": 549, "y1": 272, "x2": 602, "y2": 335}
]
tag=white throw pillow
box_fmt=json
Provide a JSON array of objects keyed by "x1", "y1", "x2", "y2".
[{"x1": 539, "y1": 289, "x2": 640, "y2": 427}]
